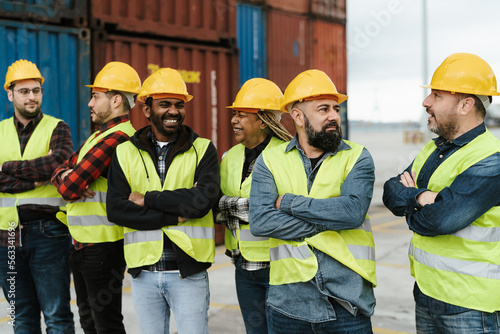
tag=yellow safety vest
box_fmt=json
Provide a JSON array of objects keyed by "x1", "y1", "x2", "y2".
[
  {"x1": 262, "y1": 140, "x2": 376, "y2": 286},
  {"x1": 115, "y1": 137, "x2": 215, "y2": 268},
  {"x1": 410, "y1": 130, "x2": 500, "y2": 312},
  {"x1": 0, "y1": 115, "x2": 67, "y2": 229},
  {"x1": 64, "y1": 121, "x2": 136, "y2": 243},
  {"x1": 221, "y1": 136, "x2": 283, "y2": 262}
]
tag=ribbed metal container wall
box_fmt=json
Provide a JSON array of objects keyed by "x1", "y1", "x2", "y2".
[
  {"x1": 311, "y1": 0, "x2": 346, "y2": 21},
  {"x1": 267, "y1": 10, "x2": 309, "y2": 91},
  {"x1": 0, "y1": 19, "x2": 91, "y2": 146},
  {"x1": 90, "y1": 0, "x2": 236, "y2": 43},
  {"x1": 311, "y1": 20, "x2": 346, "y2": 93},
  {"x1": 265, "y1": 0, "x2": 309, "y2": 14},
  {"x1": 236, "y1": 3, "x2": 266, "y2": 86},
  {"x1": 0, "y1": 0, "x2": 87, "y2": 26},
  {"x1": 92, "y1": 33, "x2": 238, "y2": 158}
]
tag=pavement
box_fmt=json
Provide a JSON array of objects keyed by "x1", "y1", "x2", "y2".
[{"x1": 0, "y1": 127, "x2": 437, "y2": 333}]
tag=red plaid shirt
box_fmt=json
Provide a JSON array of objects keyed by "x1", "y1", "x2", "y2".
[
  {"x1": 0, "y1": 112, "x2": 73, "y2": 247},
  {"x1": 51, "y1": 115, "x2": 133, "y2": 249}
]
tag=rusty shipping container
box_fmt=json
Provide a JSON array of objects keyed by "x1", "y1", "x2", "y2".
[
  {"x1": 90, "y1": 0, "x2": 236, "y2": 44},
  {"x1": 311, "y1": 0, "x2": 346, "y2": 22},
  {"x1": 92, "y1": 34, "x2": 238, "y2": 244},
  {"x1": 265, "y1": 0, "x2": 309, "y2": 14},
  {"x1": 267, "y1": 10, "x2": 309, "y2": 91},
  {"x1": 311, "y1": 20, "x2": 346, "y2": 94},
  {"x1": 267, "y1": 9, "x2": 310, "y2": 135}
]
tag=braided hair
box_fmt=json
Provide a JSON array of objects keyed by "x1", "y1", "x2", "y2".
[{"x1": 257, "y1": 110, "x2": 293, "y2": 142}]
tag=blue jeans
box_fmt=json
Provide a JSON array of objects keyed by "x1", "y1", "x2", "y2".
[
  {"x1": 416, "y1": 303, "x2": 500, "y2": 333},
  {"x1": 268, "y1": 298, "x2": 373, "y2": 334},
  {"x1": 0, "y1": 219, "x2": 74, "y2": 334},
  {"x1": 131, "y1": 270, "x2": 210, "y2": 334},
  {"x1": 235, "y1": 255, "x2": 270, "y2": 334},
  {"x1": 69, "y1": 241, "x2": 126, "y2": 334}
]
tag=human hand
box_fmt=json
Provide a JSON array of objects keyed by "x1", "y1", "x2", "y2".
[
  {"x1": 275, "y1": 195, "x2": 283, "y2": 209},
  {"x1": 129, "y1": 191, "x2": 145, "y2": 206},
  {"x1": 416, "y1": 191, "x2": 437, "y2": 207},
  {"x1": 400, "y1": 171, "x2": 416, "y2": 188},
  {"x1": 81, "y1": 185, "x2": 95, "y2": 199},
  {"x1": 34, "y1": 180, "x2": 49, "y2": 188},
  {"x1": 178, "y1": 217, "x2": 189, "y2": 223},
  {"x1": 60, "y1": 169, "x2": 73, "y2": 181}
]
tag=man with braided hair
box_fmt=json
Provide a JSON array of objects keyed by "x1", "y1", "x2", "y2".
[{"x1": 218, "y1": 78, "x2": 292, "y2": 333}]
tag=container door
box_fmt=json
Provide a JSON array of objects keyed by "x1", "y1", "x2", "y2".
[
  {"x1": 0, "y1": 20, "x2": 91, "y2": 147},
  {"x1": 237, "y1": 3, "x2": 266, "y2": 86}
]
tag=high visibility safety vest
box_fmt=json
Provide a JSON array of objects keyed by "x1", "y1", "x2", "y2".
[
  {"x1": 64, "y1": 121, "x2": 136, "y2": 243},
  {"x1": 0, "y1": 115, "x2": 67, "y2": 229},
  {"x1": 262, "y1": 141, "x2": 376, "y2": 286},
  {"x1": 115, "y1": 137, "x2": 216, "y2": 268},
  {"x1": 410, "y1": 130, "x2": 500, "y2": 313},
  {"x1": 221, "y1": 136, "x2": 283, "y2": 261}
]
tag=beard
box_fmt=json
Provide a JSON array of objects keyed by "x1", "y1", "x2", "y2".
[
  {"x1": 427, "y1": 108, "x2": 459, "y2": 140},
  {"x1": 304, "y1": 114, "x2": 343, "y2": 152}
]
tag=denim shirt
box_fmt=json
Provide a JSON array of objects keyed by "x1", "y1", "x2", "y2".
[
  {"x1": 383, "y1": 123, "x2": 500, "y2": 313},
  {"x1": 249, "y1": 136, "x2": 376, "y2": 322}
]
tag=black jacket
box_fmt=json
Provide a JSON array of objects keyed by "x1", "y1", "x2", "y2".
[{"x1": 107, "y1": 124, "x2": 220, "y2": 278}]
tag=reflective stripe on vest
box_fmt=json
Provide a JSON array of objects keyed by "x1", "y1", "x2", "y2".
[
  {"x1": 220, "y1": 136, "x2": 284, "y2": 261},
  {"x1": 0, "y1": 198, "x2": 17, "y2": 207},
  {"x1": 410, "y1": 129, "x2": 500, "y2": 312},
  {"x1": 262, "y1": 140, "x2": 376, "y2": 286},
  {"x1": 117, "y1": 137, "x2": 215, "y2": 268},
  {"x1": 66, "y1": 121, "x2": 135, "y2": 242},
  {"x1": 413, "y1": 245, "x2": 500, "y2": 280},
  {"x1": 270, "y1": 244, "x2": 313, "y2": 261},
  {"x1": 0, "y1": 115, "x2": 65, "y2": 229},
  {"x1": 18, "y1": 197, "x2": 67, "y2": 207}
]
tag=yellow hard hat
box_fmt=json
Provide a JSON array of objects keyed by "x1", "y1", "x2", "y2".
[
  {"x1": 227, "y1": 78, "x2": 283, "y2": 113},
  {"x1": 4, "y1": 59, "x2": 44, "y2": 91},
  {"x1": 138, "y1": 68, "x2": 193, "y2": 103},
  {"x1": 87, "y1": 61, "x2": 141, "y2": 94},
  {"x1": 281, "y1": 69, "x2": 347, "y2": 112},
  {"x1": 423, "y1": 53, "x2": 500, "y2": 96}
]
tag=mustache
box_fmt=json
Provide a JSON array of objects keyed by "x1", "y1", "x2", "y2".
[{"x1": 323, "y1": 121, "x2": 340, "y2": 131}]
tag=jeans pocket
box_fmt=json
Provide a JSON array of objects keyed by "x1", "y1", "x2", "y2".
[
  {"x1": 42, "y1": 221, "x2": 70, "y2": 238},
  {"x1": 186, "y1": 270, "x2": 208, "y2": 281}
]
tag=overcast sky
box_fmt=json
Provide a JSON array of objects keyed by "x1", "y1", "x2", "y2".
[{"x1": 346, "y1": 0, "x2": 500, "y2": 123}]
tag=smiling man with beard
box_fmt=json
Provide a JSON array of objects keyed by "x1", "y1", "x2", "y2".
[
  {"x1": 106, "y1": 68, "x2": 220, "y2": 334},
  {"x1": 249, "y1": 69, "x2": 377, "y2": 333},
  {"x1": 383, "y1": 53, "x2": 500, "y2": 333}
]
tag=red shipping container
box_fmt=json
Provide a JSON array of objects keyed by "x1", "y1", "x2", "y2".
[
  {"x1": 90, "y1": 0, "x2": 236, "y2": 43},
  {"x1": 311, "y1": 20, "x2": 347, "y2": 94},
  {"x1": 311, "y1": 0, "x2": 346, "y2": 21},
  {"x1": 267, "y1": 10, "x2": 310, "y2": 92},
  {"x1": 265, "y1": 0, "x2": 309, "y2": 14}
]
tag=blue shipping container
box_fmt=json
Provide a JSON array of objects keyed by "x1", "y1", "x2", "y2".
[
  {"x1": 0, "y1": 19, "x2": 91, "y2": 147},
  {"x1": 0, "y1": 0, "x2": 87, "y2": 26},
  {"x1": 237, "y1": 3, "x2": 266, "y2": 87}
]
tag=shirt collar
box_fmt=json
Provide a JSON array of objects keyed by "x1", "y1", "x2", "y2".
[
  {"x1": 434, "y1": 122, "x2": 486, "y2": 147},
  {"x1": 13, "y1": 111, "x2": 43, "y2": 130},
  {"x1": 285, "y1": 134, "x2": 351, "y2": 157},
  {"x1": 147, "y1": 129, "x2": 178, "y2": 147},
  {"x1": 99, "y1": 114, "x2": 130, "y2": 132}
]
